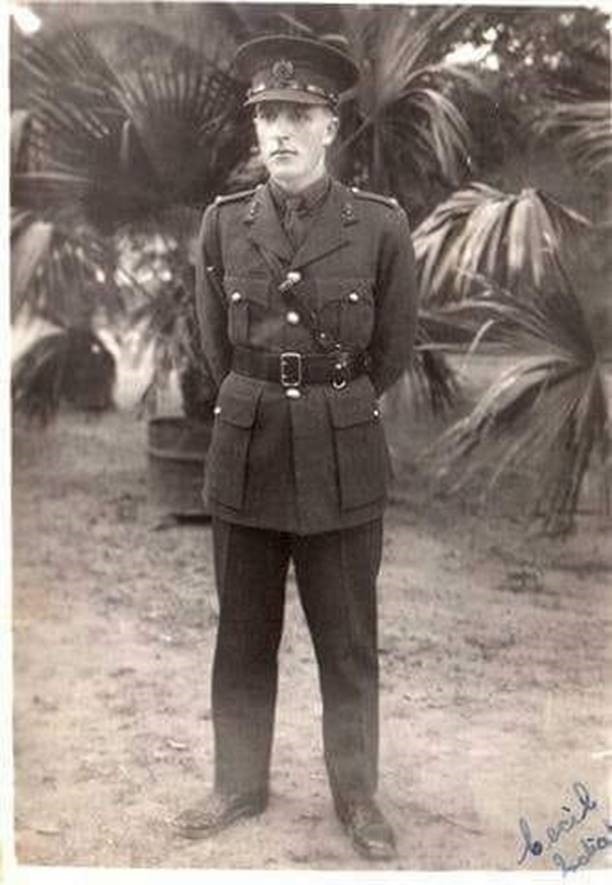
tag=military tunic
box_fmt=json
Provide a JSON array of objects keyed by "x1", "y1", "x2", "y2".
[{"x1": 195, "y1": 178, "x2": 418, "y2": 535}]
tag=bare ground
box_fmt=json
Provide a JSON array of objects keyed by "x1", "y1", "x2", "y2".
[{"x1": 11, "y1": 400, "x2": 612, "y2": 873}]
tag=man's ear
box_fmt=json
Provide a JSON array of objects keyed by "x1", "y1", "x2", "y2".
[{"x1": 323, "y1": 113, "x2": 339, "y2": 147}]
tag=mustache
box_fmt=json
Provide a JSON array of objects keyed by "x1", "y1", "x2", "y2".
[{"x1": 270, "y1": 147, "x2": 298, "y2": 156}]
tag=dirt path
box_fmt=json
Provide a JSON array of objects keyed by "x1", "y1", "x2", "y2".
[{"x1": 11, "y1": 409, "x2": 612, "y2": 872}]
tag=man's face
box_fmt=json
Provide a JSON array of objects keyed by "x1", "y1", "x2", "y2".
[{"x1": 253, "y1": 101, "x2": 338, "y2": 192}]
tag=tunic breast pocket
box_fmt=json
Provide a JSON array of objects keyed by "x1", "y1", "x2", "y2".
[
  {"x1": 205, "y1": 380, "x2": 262, "y2": 509},
  {"x1": 318, "y1": 278, "x2": 375, "y2": 349},
  {"x1": 223, "y1": 274, "x2": 271, "y2": 345},
  {"x1": 327, "y1": 382, "x2": 388, "y2": 510}
]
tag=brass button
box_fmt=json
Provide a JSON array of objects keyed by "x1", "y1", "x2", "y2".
[
  {"x1": 286, "y1": 310, "x2": 300, "y2": 325},
  {"x1": 213, "y1": 405, "x2": 221, "y2": 415},
  {"x1": 230, "y1": 291, "x2": 242, "y2": 303},
  {"x1": 348, "y1": 291, "x2": 360, "y2": 303},
  {"x1": 373, "y1": 407, "x2": 380, "y2": 418},
  {"x1": 318, "y1": 331, "x2": 328, "y2": 343},
  {"x1": 286, "y1": 270, "x2": 302, "y2": 285},
  {"x1": 285, "y1": 387, "x2": 301, "y2": 399}
]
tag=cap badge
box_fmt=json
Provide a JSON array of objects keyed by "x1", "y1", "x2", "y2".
[{"x1": 271, "y1": 59, "x2": 296, "y2": 88}]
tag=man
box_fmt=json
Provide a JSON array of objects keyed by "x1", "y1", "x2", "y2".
[{"x1": 176, "y1": 34, "x2": 419, "y2": 861}]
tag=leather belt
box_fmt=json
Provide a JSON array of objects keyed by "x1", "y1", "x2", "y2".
[{"x1": 232, "y1": 347, "x2": 369, "y2": 390}]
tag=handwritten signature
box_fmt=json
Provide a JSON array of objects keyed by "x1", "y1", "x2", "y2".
[{"x1": 518, "y1": 780, "x2": 612, "y2": 875}]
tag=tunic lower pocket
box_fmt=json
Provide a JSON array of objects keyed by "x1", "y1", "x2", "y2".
[
  {"x1": 205, "y1": 381, "x2": 262, "y2": 509},
  {"x1": 328, "y1": 386, "x2": 387, "y2": 510}
]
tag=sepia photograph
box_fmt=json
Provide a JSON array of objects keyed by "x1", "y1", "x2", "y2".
[{"x1": 6, "y1": 0, "x2": 612, "y2": 879}]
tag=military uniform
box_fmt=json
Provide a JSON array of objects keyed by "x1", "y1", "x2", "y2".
[
  {"x1": 197, "y1": 178, "x2": 417, "y2": 532},
  {"x1": 182, "y1": 33, "x2": 419, "y2": 859}
]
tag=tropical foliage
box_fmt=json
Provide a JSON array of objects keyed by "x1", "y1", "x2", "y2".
[
  {"x1": 11, "y1": 209, "x2": 120, "y2": 324},
  {"x1": 12, "y1": 23, "x2": 247, "y2": 234},
  {"x1": 333, "y1": 6, "x2": 476, "y2": 214},
  {"x1": 534, "y1": 101, "x2": 612, "y2": 181},
  {"x1": 11, "y1": 8, "x2": 250, "y2": 418},
  {"x1": 10, "y1": 3, "x2": 612, "y2": 531},
  {"x1": 428, "y1": 267, "x2": 610, "y2": 533},
  {"x1": 12, "y1": 327, "x2": 117, "y2": 424},
  {"x1": 413, "y1": 184, "x2": 591, "y2": 304}
]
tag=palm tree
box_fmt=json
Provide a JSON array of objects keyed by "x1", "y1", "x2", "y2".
[
  {"x1": 427, "y1": 265, "x2": 610, "y2": 533},
  {"x1": 11, "y1": 5, "x2": 611, "y2": 530},
  {"x1": 529, "y1": 31, "x2": 611, "y2": 186},
  {"x1": 407, "y1": 10, "x2": 612, "y2": 531},
  {"x1": 11, "y1": 11, "x2": 250, "y2": 420},
  {"x1": 11, "y1": 108, "x2": 121, "y2": 324},
  {"x1": 12, "y1": 5, "x2": 478, "y2": 419},
  {"x1": 334, "y1": 5, "x2": 477, "y2": 216},
  {"x1": 12, "y1": 20, "x2": 247, "y2": 232},
  {"x1": 11, "y1": 106, "x2": 123, "y2": 421}
]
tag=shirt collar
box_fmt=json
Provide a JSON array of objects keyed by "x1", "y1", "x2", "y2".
[{"x1": 269, "y1": 174, "x2": 331, "y2": 214}]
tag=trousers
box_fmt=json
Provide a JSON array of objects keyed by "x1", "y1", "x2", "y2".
[{"x1": 211, "y1": 516, "x2": 383, "y2": 805}]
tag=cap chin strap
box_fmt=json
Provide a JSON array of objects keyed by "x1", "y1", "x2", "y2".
[{"x1": 247, "y1": 82, "x2": 338, "y2": 109}]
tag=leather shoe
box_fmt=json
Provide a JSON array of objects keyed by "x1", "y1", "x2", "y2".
[
  {"x1": 336, "y1": 796, "x2": 397, "y2": 860},
  {"x1": 174, "y1": 790, "x2": 267, "y2": 839}
]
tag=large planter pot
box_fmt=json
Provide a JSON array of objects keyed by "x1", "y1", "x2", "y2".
[{"x1": 147, "y1": 416, "x2": 213, "y2": 516}]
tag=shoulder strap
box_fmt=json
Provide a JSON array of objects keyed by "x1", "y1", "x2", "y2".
[
  {"x1": 214, "y1": 187, "x2": 258, "y2": 207},
  {"x1": 351, "y1": 188, "x2": 400, "y2": 209}
]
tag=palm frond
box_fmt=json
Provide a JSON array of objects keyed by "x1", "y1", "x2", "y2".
[
  {"x1": 410, "y1": 346, "x2": 461, "y2": 416},
  {"x1": 11, "y1": 210, "x2": 53, "y2": 318},
  {"x1": 11, "y1": 110, "x2": 32, "y2": 173},
  {"x1": 413, "y1": 184, "x2": 591, "y2": 304},
  {"x1": 362, "y1": 6, "x2": 469, "y2": 109},
  {"x1": 408, "y1": 316, "x2": 462, "y2": 414},
  {"x1": 427, "y1": 275, "x2": 610, "y2": 533},
  {"x1": 533, "y1": 100, "x2": 612, "y2": 180},
  {"x1": 13, "y1": 23, "x2": 248, "y2": 234},
  {"x1": 12, "y1": 331, "x2": 67, "y2": 425},
  {"x1": 128, "y1": 272, "x2": 216, "y2": 418},
  {"x1": 12, "y1": 327, "x2": 117, "y2": 424},
  {"x1": 115, "y1": 44, "x2": 247, "y2": 205},
  {"x1": 402, "y1": 88, "x2": 473, "y2": 186},
  {"x1": 11, "y1": 210, "x2": 121, "y2": 324},
  {"x1": 336, "y1": 6, "x2": 475, "y2": 200},
  {"x1": 14, "y1": 27, "x2": 152, "y2": 232}
]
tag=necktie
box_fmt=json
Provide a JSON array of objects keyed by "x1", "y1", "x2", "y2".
[{"x1": 283, "y1": 196, "x2": 306, "y2": 250}]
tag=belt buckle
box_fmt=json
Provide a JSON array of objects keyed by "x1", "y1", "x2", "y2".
[{"x1": 280, "y1": 352, "x2": 302, "y2": 388}]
